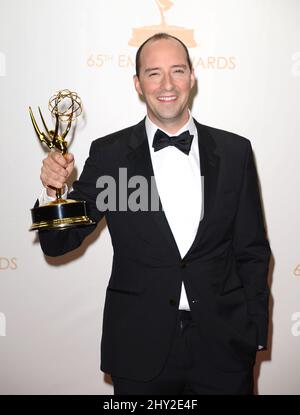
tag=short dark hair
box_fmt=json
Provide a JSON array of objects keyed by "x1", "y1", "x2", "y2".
[{"x1": 135, "y1": 32, "x2": 192, "y2": 77}]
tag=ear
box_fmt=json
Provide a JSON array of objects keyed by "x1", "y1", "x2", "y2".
[
  {"x1": 133, "y1": 75, "x2": 143, "y2": 96},
  {"x1": 190, "y1": 68, "x2": 196, "y2": 90}
]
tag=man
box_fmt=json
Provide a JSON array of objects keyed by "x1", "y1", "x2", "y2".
[{"x1": 37, "y1": 33, "x2": 271, "y2": 394}]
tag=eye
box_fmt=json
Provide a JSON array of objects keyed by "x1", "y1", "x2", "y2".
[
  {"x1": 173, "y1": 69, "x2": 185, "y2": 74},
  {"x1": 149, "y1": 72, "x2": 159, "y2": 77}
]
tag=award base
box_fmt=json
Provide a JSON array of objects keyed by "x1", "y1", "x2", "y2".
[{"x1": 29, "y1": 199, "x2": 95, "y2": 231}]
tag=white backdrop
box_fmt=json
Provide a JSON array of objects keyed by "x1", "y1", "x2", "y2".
[{"x1": 0, "y1": 0, "x2": 299, "y2": 395}]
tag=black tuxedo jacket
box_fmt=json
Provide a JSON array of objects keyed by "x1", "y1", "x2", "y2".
[{"x1": 38, "y1": 119, "x2": 271, "y2": 381}]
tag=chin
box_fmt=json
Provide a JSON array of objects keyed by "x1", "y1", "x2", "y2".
[{"x1": 156, "y1": 109, "x2": 181, "y2": 119}]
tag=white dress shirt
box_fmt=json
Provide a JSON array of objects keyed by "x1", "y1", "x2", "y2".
[{"x1": 145, "y1": 114, "x2": 202, "y2": 310}]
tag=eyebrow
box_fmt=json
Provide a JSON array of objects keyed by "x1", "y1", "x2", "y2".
[{"x1": 144, "y1": 64, "x2": 188, "y2": 73}]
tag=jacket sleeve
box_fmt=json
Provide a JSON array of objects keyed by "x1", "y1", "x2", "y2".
[
  {"x1": 37, "y1": 140, "x2": 105, "y2": 257},
  {"x1": 233, "y1": 140, "x2": 271, "y2": 348}
]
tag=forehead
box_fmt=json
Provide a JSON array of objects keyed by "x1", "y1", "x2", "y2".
[{"x1": 139, "y1": 38, "x2": 187, "y2": 67}]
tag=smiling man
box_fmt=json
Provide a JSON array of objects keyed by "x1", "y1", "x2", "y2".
[
  {"x1": 37, "y1": 33, "x2": 271, "y2": 395},
  {"x1": 133, "y1": 35, "x2": 195, "y2": 133}
]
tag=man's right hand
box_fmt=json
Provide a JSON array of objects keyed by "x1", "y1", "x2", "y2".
[{"x1": 40, "y1": 152, "x2": 75, "y2": 197}]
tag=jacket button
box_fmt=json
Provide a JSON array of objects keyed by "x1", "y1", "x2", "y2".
[
  {"x1": 169, "y1": 299, "x2": 177, "y2": 306},
  {"x1": 180, "y1": 261, "x2": 187, "y2": 268}
]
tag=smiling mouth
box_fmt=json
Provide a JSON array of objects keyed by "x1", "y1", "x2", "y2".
[{"x1": 157, "y1": 96, "x2": 177, "y2": 102}]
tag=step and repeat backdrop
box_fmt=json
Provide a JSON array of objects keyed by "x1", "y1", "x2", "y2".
[{"x1": 0, "y1": 0, "x2": 299, "y2": 394}]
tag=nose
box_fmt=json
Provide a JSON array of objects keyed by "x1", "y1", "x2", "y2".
[{"x1": 161, "y1": 73, "x2": 174, "y2": 91}]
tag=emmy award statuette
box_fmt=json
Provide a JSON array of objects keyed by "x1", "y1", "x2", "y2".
[{"x1": 29, "y1": 89, "x2": 95, "y2": 231}]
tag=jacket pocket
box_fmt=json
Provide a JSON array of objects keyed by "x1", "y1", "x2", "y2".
[
  {"x1": 107, "y1": 262, "x2": 145, "y2": 295},
  {"x1": 107, "y1": 286, "x2": 141, "y2": 296}
]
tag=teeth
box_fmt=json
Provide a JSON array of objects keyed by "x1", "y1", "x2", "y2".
[{"x1": 158, "y1": 96, "x2": 176, "y2": 101}]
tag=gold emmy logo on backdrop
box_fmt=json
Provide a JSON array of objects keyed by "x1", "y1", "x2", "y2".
[
  {"x1": 28, "y1": 89, "x2": 95, "y2": 231},
  {"x1": 128, "y1": 0, "x2": 197, "y2": 47}
]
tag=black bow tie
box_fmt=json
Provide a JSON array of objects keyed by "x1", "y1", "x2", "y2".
[{"x1": 152, "y1": 129, "x2": 194, "y2": 155}]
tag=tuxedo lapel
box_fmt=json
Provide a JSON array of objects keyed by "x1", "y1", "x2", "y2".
[
  {"x1": 126, "y1": 120, "x2": 181, "y2": 257},
  {"x1": 183, "y1": 120, "x2": 220, "y2": 258}
]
